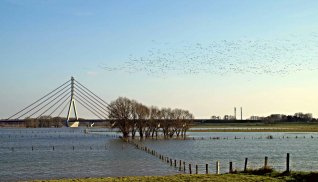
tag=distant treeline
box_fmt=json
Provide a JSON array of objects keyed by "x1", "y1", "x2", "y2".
[
  {"x1": 253, "y1": 113, "x2": 317, "y2": 123},
  {"x1": 108, "y1": 97, "x2": 194, "y2": 138},
  {"x1": 24, "y1": 116, "x2": 64, "y2": 128}
]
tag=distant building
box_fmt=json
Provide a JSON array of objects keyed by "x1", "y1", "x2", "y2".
[
  {"x1": 250, "y1": 116, "x2": 265, "y2": 120},
  {"x1": 223, "y1": 115, "x2": 235, "y2": 120},
  {"x1": 211, "y1": 116, "x2": 221, "y2": 120}
]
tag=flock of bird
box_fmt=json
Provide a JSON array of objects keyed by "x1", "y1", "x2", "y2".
[{"x1": 101, "y1": 34, "x2": 318, "y2": 77}]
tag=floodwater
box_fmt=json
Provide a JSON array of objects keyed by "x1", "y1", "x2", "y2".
[
  {"x1": 0, "y1": 128, "x2": 179, "y2": 181},
  {"x1": 1, "y1": 128, "x2": 318, "y2": 181},
  {"x1": 141, "y1": 132, "x2": 318, "y2": 173}
]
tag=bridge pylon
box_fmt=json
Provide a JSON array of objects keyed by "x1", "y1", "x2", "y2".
[{"x1": 66, "y1": 76, "x2": 79, "y2": 127}]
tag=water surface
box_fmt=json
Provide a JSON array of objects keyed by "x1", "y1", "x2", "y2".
[{"x1": 1, "y1": 128, "x2": 318, "y2": 181}]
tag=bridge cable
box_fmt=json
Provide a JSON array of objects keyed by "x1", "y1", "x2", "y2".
[
  {"x1": 75, "y1": 98, "x2": 103, "y2": 119},
  {"x1": 74, "y1": 80, "x2": 111, "y2": 107},
  {"x1": 74, "y1": 89, "x2": 110, "y2": 116},
  {"x1": 37, "y1": 91, "x2": 71, "y2": 118},
  {"x1": 74, "y1": 86, "x2": 110, "y2": 114},
  {"x1": 74, "y1": 82, "x2": 110, "y2": 110},
  {"x1": 58, "y1": 101, "x2": 70, "y2": 117},
  {"x1": 74, "y1": 91, "x2": 108, "y2": 118},
  {"x1": 7, "y1": 80, "x2": 71, "y2": 120},
  {"x1": 22, "y1": 84, "x2": 71, "y2": 119},
  {"x1": 74, "y1": 95, "x2": 106, "y2": 119},
  {"x1": 48, "y1": 94, "x2": 70, "y2": 117}
]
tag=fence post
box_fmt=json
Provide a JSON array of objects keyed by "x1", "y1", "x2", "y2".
[
  {"x1": 189, "y1": 164, "x2": 192, "y2": 174},
  {"x1": 206, "y1": 164, "x2": 209, "y2": 174},
  {"x1": 174, "y1": 160, "x2": 177, "y2": 167},
  {"x1": 286, "y1": 153, "x2": 290, "y2": 172},
  {"x1": 216, "y1": 161, "x2": 220, "y2": 174},
  {"x1": 196, "y1": 164, "x2": 198, "y2": 174},
  {"x1": 229, "y1": 161, "x2": 233, "y2": 173},
  {"x1": 183, "y1": 161, "x2": 186, "y2": 172},
  {"x1": 244, "y1": 158, "x2": 248, "y2": 172},
  {"x1": 264, "y1": 156, "x2": 268, "y2": 168},
  {"x1": 179, "y1": 160, "x2": 182, "y2": 171}
]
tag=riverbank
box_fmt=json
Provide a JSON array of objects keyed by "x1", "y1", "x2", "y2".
[
  {"x1": 191, "y1": 122, "x2": 318, "y2": 132},
  {"x1": 33, "y1": 171, "x2": 318, "y2": 182}
]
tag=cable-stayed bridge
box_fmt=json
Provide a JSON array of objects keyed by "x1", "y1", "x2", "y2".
[{"x1": 5, "y1": 77, "x2": 110, "y2": 127}]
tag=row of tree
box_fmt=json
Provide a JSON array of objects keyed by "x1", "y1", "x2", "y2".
[
  {"x1": 108, "y1": 97, "x2": 194, "y2": 138},
  {"x1": 25, "y1": 116, "x2": 64, "y2": 128}
]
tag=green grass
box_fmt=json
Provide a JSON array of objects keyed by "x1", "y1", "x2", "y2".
[
  {"x1": 33, "y1": 174, "x2": 285, "y2": 182},
  {"x1": 32, "y1": 170, "x2": 318, "y2": 182},
  {"x1": 190, "y1": 122, "x2": 318, "y2": 132}
]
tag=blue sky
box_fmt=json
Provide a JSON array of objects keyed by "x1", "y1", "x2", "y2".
[{"x1": 1, "y1": 0, "x2": 318, "y2": 119}]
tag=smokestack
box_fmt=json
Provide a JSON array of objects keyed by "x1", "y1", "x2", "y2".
[
  {"x1": 234, "y1": 107, "x2": 236, "y2": 120},
  {"x1": 240, "y1": 107, "x2": 243, "y2": 120}
]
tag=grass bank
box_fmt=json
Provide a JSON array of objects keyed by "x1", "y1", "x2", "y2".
[
  {"x1": 33, "y1": 174, "x2": 284, "y2": 182},
  {"x1": 191, "y1": 122, "x2": 318, "y2": 132},
  {"x1": 33, "y1": 171, "x2": 318, "y2": 182}
]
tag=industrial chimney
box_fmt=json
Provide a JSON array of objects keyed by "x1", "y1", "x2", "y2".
[{"x1": 240, "y1": 107, "x2": 243, "y2": 120}]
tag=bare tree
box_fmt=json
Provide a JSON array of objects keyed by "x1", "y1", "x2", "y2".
[
  {"x1": 107, "y1": 97, "x2": 194, "y2": 139},
  {"x1": 131, "y1": 100, "x2": 149, "y2": 139},
  {"x1": 160, "y1": 108, "x2": 175, "y2": 138},
  {"x1": 148, "y1": 106, "x2": 161, "y2": 138},
  {"x1": 108, "y1": 97, "x2": 133, "y2": 138},
  {"x1": 180, "y1": 110, "x2": 194, "y2": 137}
]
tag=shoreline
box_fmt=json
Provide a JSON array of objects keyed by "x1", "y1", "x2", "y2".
[{"x1": 32, "y1": 171, "x2": 318, "y2": 182}]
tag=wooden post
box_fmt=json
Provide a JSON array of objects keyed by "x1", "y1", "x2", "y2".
[
  {"x1": 179, "y1": 160, "x2": 182, "y2": 171},
  {"x1": 183, "y1": 161, "x2": 186, "y2": 172},
  {"x1": 174, "y1": 160, "x2": 177, "y2": 167},
  {"x1": 170, "y1": 159, "x2": 172, "y2": 166},
  {"x1": 32, "y1": 146, "x2": 34, "y2": 151},
  {"x1": 286, "y1": 153, "x2": 290, "y2": 172},
  {"x1": 53, "y1": 146, "x2": 55, "y2": 151},
  {"x1": 229, "y1": 162, "x2": 233, "y2": 173},
  {"x1": 196, "y1": 165, "x2": 198, "y2": 174},
  {"x1": 189, "y1": 164, "x2": 192, "y2": 174},
  {"x1": 216, "y1": 161, "x2": 220, "y2": 174},
  {"x1": 244, "y1": 158, "x2": 248, "y2": 172},
  {"x1": 264, "y1": 156, "x2": 268, "y2": 168},
  {"x1": 206, "y1": 164, "x2": 208, "y2": 174}
]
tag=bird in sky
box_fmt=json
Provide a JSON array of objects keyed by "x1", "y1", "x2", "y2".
[{"x1": 101, "y1": 34, "x2": 318, "y2": 77}]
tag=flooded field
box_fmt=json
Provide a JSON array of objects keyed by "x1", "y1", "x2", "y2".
[
  {"x1": 1, "y1": 128, "x2": 318, "y2": 181},
  {"x1": 0, "y1": 128, "x2": 179, "y2": 181},
  {"x1": 141, "y1": 132, "x2": 318, "y2": 173}
]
